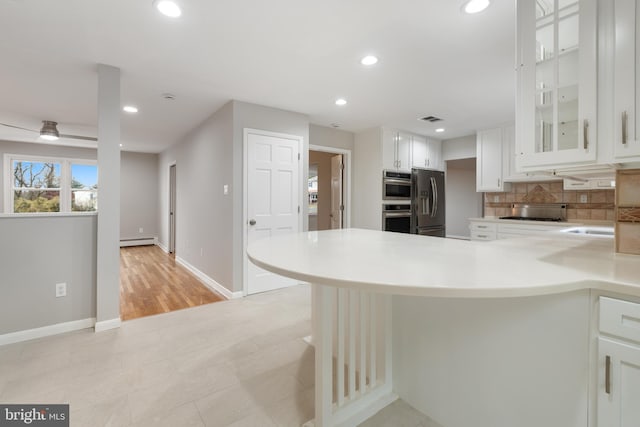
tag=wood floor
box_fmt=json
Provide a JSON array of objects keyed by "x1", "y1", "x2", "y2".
[{"x1": 120, "y1": 245, "x2": 225, "y2": 321}]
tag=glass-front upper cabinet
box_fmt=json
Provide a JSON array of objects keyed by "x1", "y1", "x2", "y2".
[{"x1": 516, "y1": 0, "x2": 597, "y2": 170}]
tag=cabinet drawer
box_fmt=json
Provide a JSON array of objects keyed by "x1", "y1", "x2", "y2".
[
  {"x1": 600, "y1": 297, "x2": 640, "y2": 345},
  {"x1": 471, "y1": 230, "x2": 497, "y2": 241},
  {"x1": 470, "y1": 222, "x2": 497, "y2": 232}
]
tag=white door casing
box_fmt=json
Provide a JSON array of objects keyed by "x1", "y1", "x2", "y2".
[
  {"x1": 245, "y1": 129, "x2": 302, "y2": 295},
  {"x1": 330, "y1": 154, "x2": 343, "y2": 229}
]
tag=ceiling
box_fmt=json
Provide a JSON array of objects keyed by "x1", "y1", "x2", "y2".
[{"x1": 0, "y1": 0, "x2": 515, "y2": 153}]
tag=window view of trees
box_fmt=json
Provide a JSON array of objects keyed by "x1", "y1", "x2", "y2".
[
  {"x1": 9, "y1": 158, "x2": 98, "y2": 213},
  {"x1": 71, "y1": 163, "x2": 98, "y2": 211},
  {"x1": 13, "y1": 161, "x2": 61, "y2": 212}
]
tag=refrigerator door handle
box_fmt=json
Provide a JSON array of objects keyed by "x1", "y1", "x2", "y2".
[{"x1": 430, "y1": 177, "x2": 438, "y2": 218}]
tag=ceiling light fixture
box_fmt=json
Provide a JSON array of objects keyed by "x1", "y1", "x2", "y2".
[
  {"x1": 40, "y1": 121, "x2": 60, "y2": 141},
  {"x1": 123, "y1": 106, "x2": 139, "y2": 113},
  {"x1": 462, "y1": 0, "x2": 490, "y2": 14},
  {"x1": 335, "y1": 98, "x2": 347, "y2": 106},
  {"x1": 153, "y1": 0, "x2": 182, "y2": 18},
  {"x1": 435, "y1": 128, "x2": 445, "y2": 133},
  {"x1": 360, "y1": 55, "x2": 379, "y2": 66}
]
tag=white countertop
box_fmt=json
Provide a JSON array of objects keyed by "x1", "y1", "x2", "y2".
[{"x1": 247, "y1": 228, "x2": 640, "y2": 298}]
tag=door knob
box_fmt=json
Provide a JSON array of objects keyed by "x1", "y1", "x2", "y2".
[{"x1": 249, "y1": 219, "x2": 256, "y2": 226}]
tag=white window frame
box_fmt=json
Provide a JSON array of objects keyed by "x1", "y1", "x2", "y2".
[{"x1": 3, "y1": 153, "x2": 97, "y2": 214}]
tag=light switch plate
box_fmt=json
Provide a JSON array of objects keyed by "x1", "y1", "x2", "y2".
[
  {"x1": 56, "y1": 283, "x2": 67, "y2": 298},
  {"x1": 223, "y1": 184, "x2": 229, "y2": 195}
]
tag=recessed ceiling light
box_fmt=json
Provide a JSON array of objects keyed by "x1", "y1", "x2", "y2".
[
  {"x1": 360, "y1": 55, "x2": 379, "y2": 66},
  {"x1": 435, "y1": 128, "x2": 445, "y2": 133},
  {"x1": 153, "y1": 0, "x2": 182, "y2": 18},
  {"x1": 462, "y1": 0, "x2": 490, "y2": 14},
  {"x1": 123, "y1": 106, "x2": 138, "y2": 113},
  {"x1": 335, "y1": 98, "x2": 347, "y2": 106},
  {"x1": 119, "y1": 144, "x2": 123, "y2": 147}
]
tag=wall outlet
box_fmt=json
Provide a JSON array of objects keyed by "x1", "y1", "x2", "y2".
[
  {"x1": 55, "y1": 282, "x2": 67, "y2": 298},
  {"x1": 493, "y1": 195, "x2": 500, "y2": 203},
  {"x1": 223, "y1": 184, "x2": 229, "y2": 195},
  {"x1": 138, "y1": 227, "x2": 144, "y2": 233},
  {"x1": 579, "y1": 194, "x2": 588, "y2": 203}
]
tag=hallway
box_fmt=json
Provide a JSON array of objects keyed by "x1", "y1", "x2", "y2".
[{"x1": 120, "y1": 245, "x2": 225, "y2": 321}]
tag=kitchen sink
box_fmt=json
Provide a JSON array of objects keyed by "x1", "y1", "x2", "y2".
[{"x1": 559, "y1": 226, "x2": 615, "y2": 237}]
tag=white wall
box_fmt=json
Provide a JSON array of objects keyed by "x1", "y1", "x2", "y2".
[
  {"x1": 446, "y1": 158, "x2": 482, "y2": 239},
  {"x1": 158, "y1": 100, "x2": 309, "y2": 294},
  {"x1": 309, "y1": 124, "x2": 354, "y2": 151},
  {"x1": 120, "y1": 151, "x2": 159, "y2": 241},
  {"x1": 353, "y1": 128, "x2": 383, "y2": 230},
  {"x1": 393, "y1": 291, "x2": 590, "y2": 427},
  {"x1": 0, "y1": 215, "x2": 97, "y2": 334},
  {"x1": 442, "y1": 134, "x2": 476, "y2": 161}
]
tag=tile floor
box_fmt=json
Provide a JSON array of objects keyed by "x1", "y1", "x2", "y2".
[{"x1": 0, "y1": 285, "x2": 440, "y2": 427}]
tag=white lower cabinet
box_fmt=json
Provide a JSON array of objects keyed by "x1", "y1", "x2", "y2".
[
  {"x1": 469, "y1": 220, "x2": 569, "y2": 241},
  {"x1": 470, "y1": 222, "x2": 497, "y2": 241},
  {"x1": 598, "y1": 297, "x2": 640, "y2": 427}
]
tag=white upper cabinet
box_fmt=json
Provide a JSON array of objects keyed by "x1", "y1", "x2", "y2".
[
  {"x1": 383, "y1": 128, "x2": 443, "y2": 171},
  {"x1": 383, "y1": 129, "x2": 412, "y2": 171},
  {"x1": 516, "y1": 0, "x2": 598, "y2": 170},
  {"x1": 613, "y1": 0, "x2": 640, "y2": 161},
  {"x1": 411, "y1": 136, "x2": 443, "y2": 170},
  {"x1": 412, "y1": 135, "x2": 428, "y2": 169},
  {"x1": 476, "y1": 127, "x2": 511, "y2": 192}
]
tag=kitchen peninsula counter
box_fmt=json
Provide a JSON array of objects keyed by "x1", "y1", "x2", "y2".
[
  {"x1": 247, "y1": 228, "x2": 640, "y2": 299},
  {"x1": 248, "y1": 229, "x2": 640, "y2": 427}
]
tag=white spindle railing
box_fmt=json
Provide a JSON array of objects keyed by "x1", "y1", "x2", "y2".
[{"x1": 305, "y1": 285, "x2": 395, "y2": 427}]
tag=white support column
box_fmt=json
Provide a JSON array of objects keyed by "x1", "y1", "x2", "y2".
[
  {"x1": 314, "y1": 283, "x2": 333, "y2": 426},
  {"x1": 95, "y1": 64, "x2": 121, "y2": 332}
]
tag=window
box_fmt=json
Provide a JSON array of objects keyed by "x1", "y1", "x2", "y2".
[{"x1": 4, "y1": 154, "x2": 98, "y2": 213}]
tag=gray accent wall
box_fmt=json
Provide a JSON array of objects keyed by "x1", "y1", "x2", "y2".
[
  {"x1": 0, "y1": 215, "x2": 97, "y2": 334},
  {"x1": 120, "y1": 151, "x2": 159, "y2": 240},
  {"x1": 158, "y1": 100, "x2": 309, "y2": 294}
]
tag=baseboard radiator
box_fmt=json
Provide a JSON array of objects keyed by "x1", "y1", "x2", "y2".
[{"x1": 120, "y1": 237, "x2": 157, "y2": 247}]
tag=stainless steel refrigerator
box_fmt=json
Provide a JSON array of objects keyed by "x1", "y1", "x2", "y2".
[{"x1": 411, "y1": 168, "x2": 446, "y2": 237}]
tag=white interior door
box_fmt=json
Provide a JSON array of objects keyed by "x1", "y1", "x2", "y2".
[
  {"x1": 330, "y1": 154, "x2": 343, "y2": 229},
  {"x1": 247, "y1": 130, "x2": 301, "y2": 295},
  {"x1": 169, "y1": 163, "x2": 176, "y2": 254}
]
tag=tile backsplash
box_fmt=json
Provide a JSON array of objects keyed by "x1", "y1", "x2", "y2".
[
  {"x1": 616, "y1": 170, "x2": 640, "y2": 255},
  {"x1": 484, "y1": 181, "x2": 615, "y2": 221}
]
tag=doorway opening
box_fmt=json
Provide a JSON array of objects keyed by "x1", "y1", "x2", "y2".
[
  {"x1": 169, "y1": 163, "x2": 176, "y2": 254},
  {"x1": 445, "y1": 158, "x2": 483, "y2": 240},
  {"x1": 308, "y1": 148, "x2": 348, "y2": 231}
]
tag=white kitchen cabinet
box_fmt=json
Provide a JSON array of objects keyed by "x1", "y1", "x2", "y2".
[
  {"x1": 613, "y1": 0, "x2": 640, "y2": 161},
  {"x1": 516, "y1": 0, "x2": 598, "y2": 170},
  {"x1": 469, "y1": 221, "x2": 497, "y2": 241},
  {"x1": 383, "y1": 129, "x2": 411, "y2": 171},
  {"x1": 412, "y1": 135, "x2": 443, "y2": 170},
  {"x1": 476, "y1": 127, "x2": 511, "y2": 192},
  {"x1": 597, "y1": 297, "x2": 640, "y2": 427},
  {"x1": 469, "y1": 219, "x2": 574, "y2": 241}
]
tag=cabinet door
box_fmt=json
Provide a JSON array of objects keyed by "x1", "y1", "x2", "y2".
[
  {"x1": 516, "y1": 0, "x2": 597, "y2": 170},
  {"x1": 476, "y1": 128, "x2": 506, "y2": 191},
  {"x1": 598, "y1": 337, "x2": 640, "y2": 427},
  {"x1": 397, "y1": 132, "x2": 412, "y2": 171},
  {"x1": 412, "y1": 135, "x2": 428, "y2": 168},
  {"x1": 614, "y1": 0, "x2": 640, "y2": 160},
  {"x1": 427, "y1": 138, "x2": 442, "y2": 170},
  {"x1": 382, "y1": 129, "x2": 398, "y2": 170}
]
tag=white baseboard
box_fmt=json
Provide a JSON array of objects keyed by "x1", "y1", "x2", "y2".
[
  {"x1": 0, "y1": 318, "x2": 96, "y2": 346},
  {"x1": 120, "y1": 237, "x2": 157, "y2": 247},
  {"x1": 175, "y1": 256, "x2": 243, "y2": 300},
  {"x1": 156, "y1": 241, "x2": 169, "y2": 253},
  {"x1": 94, "y1": 318, "x2": 122, "y2": 332}
]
